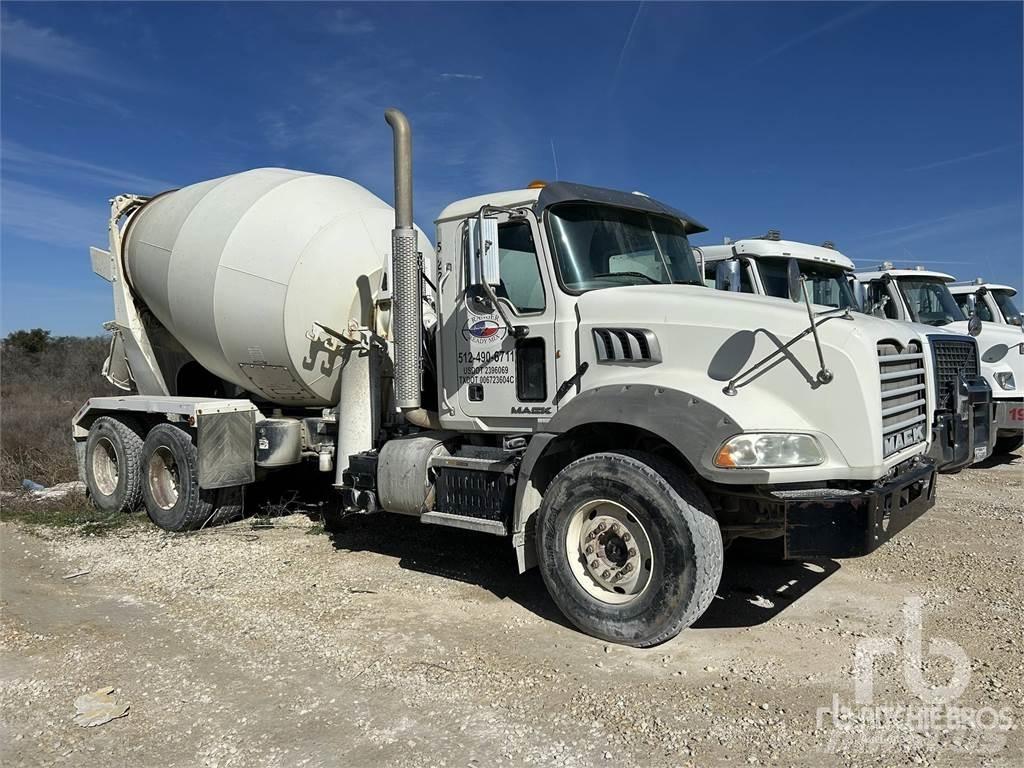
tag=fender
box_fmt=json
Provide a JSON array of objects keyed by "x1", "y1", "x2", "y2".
[{"x1": 513, "y1": 384, "x2": 760, "y2": 535}]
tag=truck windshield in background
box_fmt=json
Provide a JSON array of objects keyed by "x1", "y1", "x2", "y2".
[
  {"x1": 547, "y1": 204, "x2": 703, "y2": 292},
  {"x1": 993, "y1": 290, "x2": 1023, "y2": 326},
  {"x1": 896, "y1": 278, "x2": 964, "y2": 326},
  {"x1": 759, "y1": 258, "x2": 858, "y2": 309}
]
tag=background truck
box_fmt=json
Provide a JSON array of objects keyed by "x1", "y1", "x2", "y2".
[
  {"x1": 855, "y1": 265, "x2": 1022, "y2": 456},
  {"x1": 697, "y1": 235, "x2": 992, "y2": 471},
  {"x1": 949, "y1": 280, "x2": 1022, "y2": 327},
  {"x1": 74, "y1": 110, "x2": 937, "y2": 647}
]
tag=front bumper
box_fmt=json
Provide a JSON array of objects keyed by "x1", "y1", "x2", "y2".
[
  {"x1": 928, "y1": 375, "x2": 993, "y2": 472},
  {"x1": 780, "y1": 457, "x2": 937, "y2": 559},
  {"x1": 993, "y1": 397, "x2": 1024, "y2": 434}
]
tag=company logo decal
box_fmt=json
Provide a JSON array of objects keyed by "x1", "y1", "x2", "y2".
[{"x1": 462, "y1": 318, "x2": 507, "y2": 343}]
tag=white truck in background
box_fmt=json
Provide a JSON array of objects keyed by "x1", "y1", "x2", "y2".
[
  {"x1": 858, "y1": 270, "x2": 1023, "y2": 455},
  {"x1": 697, "y1": 235, "x2": 993, "y2": 471},
  {"x1": 949, "y1": 280, "x2": 1022, "y2": 328},
  {"x1": 74, "y1": 110, "x2": 940, "y2": 647}
]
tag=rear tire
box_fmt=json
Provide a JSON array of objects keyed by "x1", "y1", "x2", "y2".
[
  {"x1": 535, "y1": 451, "x2": 723, "y2": 647},
  {"x1": 84, "y1": 416, "x2": 145, "y2": 516},
  {"x1": 140, "y1": 423, "x2": 242, "y2": 531},
  {"x1": 994, "y1": 434, "x2": 1023, "y2": 455}
]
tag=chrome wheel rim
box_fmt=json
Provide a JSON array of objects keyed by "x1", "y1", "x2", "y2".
[
  {"x1": 91, "y1": 437, "x2": 119, "y2": 497},
  {"x1": 565, "y1": 499, "x2": 654, "y2": 605},
  {"x1": 148, "y1": 446, "x2": 180, "y2": 510}
]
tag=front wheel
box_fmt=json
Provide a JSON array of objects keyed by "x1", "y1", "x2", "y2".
[
  {"x1": 994, "y1": 433, "x2": 1023, "y2": 455},
  {"x1": 535, "y1": 451, "x2": 723, "y2": 647}
]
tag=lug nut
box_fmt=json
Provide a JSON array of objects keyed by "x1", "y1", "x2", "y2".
[
  {"x1": 585, "y1": 545, "x2": 594, "y2": 555},
  {"x1": 601, "y1": 570, "x2": 611, "y2": 580},
  {"x1": 622, "y1": 532, "x2": 631, "y2": 542},
  {"x1": 587, "y1": 531, "x2": 597, "y2": 541},
  {"x1": 596, "y1": 522, "x2": 606, "y2": 532},
  {"x1": 610, "y1": 524, "x2": 621, "y2": 535},
  {"x1": 622, "y1": 563, "x2": 633, "y2": 574},
  {"x1": 628, "y1": 548, "x2": 637, "y2": 558},
  {"x1": 590, "y1": 560, "x2": 600, "y2": 569}
]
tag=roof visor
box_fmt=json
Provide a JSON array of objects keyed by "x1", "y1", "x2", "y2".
[{"x1": 535, "y1": 181, "x2": 708, "y2": 235}]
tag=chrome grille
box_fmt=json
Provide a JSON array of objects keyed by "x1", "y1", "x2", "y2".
[
  {"x1": 878, "y1": 340, "x2": 928, "y2": 458},
  {"x1": 929, "y1": 336, "x2": 979, "y2": 408}
]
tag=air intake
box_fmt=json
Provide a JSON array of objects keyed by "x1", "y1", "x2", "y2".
[{"x1": 593, "y1": 328, "x2": 661, "y2": 363}]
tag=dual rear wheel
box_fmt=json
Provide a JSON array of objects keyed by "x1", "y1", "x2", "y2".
[{"x1": 84, "y1": 417, "x2": 242, "y2": 531}]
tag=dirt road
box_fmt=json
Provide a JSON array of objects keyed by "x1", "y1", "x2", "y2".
[{"x1": 2, "y1": 453, "x2": 1021, "y2": 767}]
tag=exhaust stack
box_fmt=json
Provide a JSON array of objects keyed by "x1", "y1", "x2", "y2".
[{"x1": 385, "y1": 108, "x2": 422, "y2": 411}]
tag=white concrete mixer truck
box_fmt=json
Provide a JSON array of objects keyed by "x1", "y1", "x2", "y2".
[
  {"x1": 696, "y1": 235, "x2": 993, "y2": 472},
  {"x1": 74, "y1": 110, "x2": 939, "y2": 646}
]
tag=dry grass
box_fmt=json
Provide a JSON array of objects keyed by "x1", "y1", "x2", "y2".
[{"x1": 1, "y1": 335, "x2": 120, "y2": 490}]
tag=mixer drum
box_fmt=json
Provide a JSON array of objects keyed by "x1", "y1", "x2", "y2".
[{"x1": 123, "y1": 168, "x2": 433, "y2": 407}]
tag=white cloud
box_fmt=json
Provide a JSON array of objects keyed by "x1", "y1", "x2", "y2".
[
  {"x1": 904, "y1": 144, "x2": 1020, "y2": 172},
  {"x1": 440, "y1": 73, "x2": 484, "y2": 81},
  {"x1": 2, "y1": 140, "x2": 175, "y2": 192},
  {"x1": 327, "y1": 8, "x2": 375, "y2": 35},
  {"x1": 0, "y1": 10, "x2": 106, "y2": 80},
  {"x1": 1, "y1": 179, "x2": 107, "y2": 248}
]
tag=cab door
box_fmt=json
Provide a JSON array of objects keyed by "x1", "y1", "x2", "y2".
[{"x1": 438, "y1": 210, "x2": 558, "y2": 428}]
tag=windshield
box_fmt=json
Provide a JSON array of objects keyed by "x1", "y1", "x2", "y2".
[
  {"x1": 993, "y1": 290, "x2": 1023, "y2": 326},
  {"x1": 547, "y1": 203, "x2": 703, "y2": 292},
  {"x1": 896, "y1": 278, "x2": 963, "y2": 326},
  {"x1": 758, "y1": 258, "x2": 858, "y2": 309}
]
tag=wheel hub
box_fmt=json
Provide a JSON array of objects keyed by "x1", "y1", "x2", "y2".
[
  {"x1": 91, "y1": 437, "x2": 119, "y2": 497},
  {"x1": 148, "y1": 446, "x2": 180, "y2": 510},
  {"x1": 565, "y1": 500, "x2": 654, "y2": 605}
]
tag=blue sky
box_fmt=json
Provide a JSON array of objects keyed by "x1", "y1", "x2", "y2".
[{"x1": 2, "y1": 1, "x2": 1021, "y2": 335}]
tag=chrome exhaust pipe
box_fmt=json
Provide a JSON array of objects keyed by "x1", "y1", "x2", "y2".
[{"x1": 384, "y1": 108, "x2": 421, "y2": 411}]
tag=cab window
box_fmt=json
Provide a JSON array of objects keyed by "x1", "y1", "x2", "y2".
[
  {"x1": 495, "y1": 220, "x2": 545, "y2": 314},
  {"x1": 866, "y1": 282, "x2": 899, "y2": 319},
  {"x1": 952, "y1": 292, "x2": 993, "y2": 321}
]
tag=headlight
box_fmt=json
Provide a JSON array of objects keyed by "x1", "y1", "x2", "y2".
[
  {"x1": 714, "y1": 433, "x2": 824, "y2": 468},
  {"x1": 995, "y1": 371, "x2": 1016, "y2": 390}
]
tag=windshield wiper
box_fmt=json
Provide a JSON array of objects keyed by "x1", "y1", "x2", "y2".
[
  {"x1": 672, "y1": 279, "x2": 704, "y2": 286},
  {"x1": 591, "y1": 271, "x2": 661, "y2": 284}
]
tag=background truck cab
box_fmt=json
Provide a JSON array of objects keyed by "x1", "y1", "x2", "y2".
[
  {"x1": 697, "y1": 236, "x2": 992, "y2": 471},
  {"x1": 855, "y1": 265, "x2": 1022, "y2": 456}
]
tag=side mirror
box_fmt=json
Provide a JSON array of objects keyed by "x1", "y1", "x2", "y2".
[
  {"x1": 714, "y1": 259, "x2": 741, "y2": 292},
  {"x1": 786, "y1": 258, "x2": 802, "y2": 303},
  {"x1": 468, "y1": 215, "x2": 500, "y2": 287},
  {"x1": 968, "y1": 314, "x2": 982, "y2": 337},
  {"x1": 976, "y1": 286, "x2": 989, "y2": 298},
  {"x1": 850, "y1": 279, "x2": 866, "y2": 312}
]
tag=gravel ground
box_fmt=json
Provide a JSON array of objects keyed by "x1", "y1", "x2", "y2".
[{"x1": 2, "y1": 451, "x2": 1021, "y2": 767}]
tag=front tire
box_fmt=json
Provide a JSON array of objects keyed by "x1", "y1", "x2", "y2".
[
  {"x1": 141, "y1": 423, "x2": 242, "y2": 531},
  {"x1": 535, "y1": 451, "x2": 723, "y2": 647},
  {"x1": 994, "y1": 433, "x2": 1023, "y2": 455}
]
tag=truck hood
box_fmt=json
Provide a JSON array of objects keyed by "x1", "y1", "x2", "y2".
[
  {"x1": 573, "y1": 285, "x2": 929, "y2": 482},
  {"x1": 945, "y1": 321, "x2": 1024, "y2": 397}
]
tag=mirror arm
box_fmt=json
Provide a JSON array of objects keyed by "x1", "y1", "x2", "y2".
[
  {"x1": 800, "y1": 277, "x2": 833, "y2": 384},
  {"x1": 478, "y1": 278, "x2": 529, "y2": 338},
  {"x1": 723, "y1": 311, "x2": 847, "y2": 396},
  {"x1": 473, "y1": 204, "x2": 529, "y2": 339}
]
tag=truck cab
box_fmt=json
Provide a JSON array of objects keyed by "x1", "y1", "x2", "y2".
[
  {"x1": 950, "y1": 281, "x2": 1023, "y2": 328},
  {"x1": 855, "y1": 266, "x2": 1021, "y2": 455},
  {"x1": 698, "y1": 237, "x2": 992, "y2": 471}
]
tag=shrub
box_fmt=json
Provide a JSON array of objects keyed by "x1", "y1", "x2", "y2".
[{"x1": 1, "y1": 331, "x2": 122, "y2": 490}]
